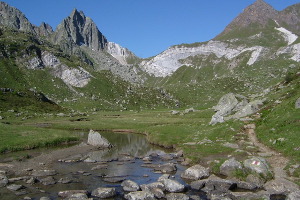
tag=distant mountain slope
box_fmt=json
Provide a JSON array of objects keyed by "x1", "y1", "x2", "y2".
[{"x1": 140, "y1": 0, "x2": 300, "y2": 107}]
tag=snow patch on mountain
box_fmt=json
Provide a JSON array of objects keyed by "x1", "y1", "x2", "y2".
[
  {"x1": 140, "y1": 41, "x2": 264, "y2": 77},
  {"x1": 275, "y1": 27, "x2": 298, "y2": 45}
]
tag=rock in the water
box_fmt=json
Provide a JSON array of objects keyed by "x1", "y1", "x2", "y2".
[
  {"x1": 40, "y1": 197, "x2": 51, "y2": 200},
  {"x1": 58, "y1": 190, "x2": 88, "y2": 198},
  {"x1": 148, "y1": 188, "x2": 165, "y2": 199},
  {"x1": 190, "y1": 180, "x2": 206, "y2": 190},
  {"x1": 141, "y1": 182, "x2": 165, "y2": 191},
  {"x1": 87, "y1": 130, "x2": 112, "y2": 148},
  {"x1": 67, "y1": 193, "x2": 89, "y2": 200},
  {"x1": 243, "y1": 157, "x2": 271, "y2": 176},
  {"x1": 91, "y1": 187, "x2": 116, "y2": 198},
  {"x1": 31, "y1": 170, "x2": 57, "y2": 177},
  {"x1": 7, "y1": 184, "x2": 24, "y2": 191},
  {"x1": 39, "y1": 176, "x2": 56, "y2": 185},
  {"x1": 181, "y1": 164, "x2": 210, "y2": 180},
  {"x1": 166, "y1": 193, "x2": 189, "y2": 200},
  {"x1": 121, "y1": 180, "x2": 140, "y2": 192},
  {"x1": 296, "y1": 97, "x2": 300, "y2": 109},
  {"x1": 155, "y1": 163, "x2": 177, "y2": 173},
  {"x1": 287, "y1": 190, "x2": 300, "y2": 200},
  {"x1": 58, "y1": 177, "x2": 73, "y2": 184},
  {"x1": 220, "y1": 157, "x2": 243, "y2": 177},
  {"x1": 124, "y1": 191, "x2": 156, "y2": 200},
  {"x1": 0, "y1": 174, "x2": 8, "y2": 187},
  {"x1": 160, "y1": 179, "x2": 185, "y2": 193}
]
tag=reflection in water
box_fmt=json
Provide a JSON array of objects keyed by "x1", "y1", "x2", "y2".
[{"x1": 85, "y1": 132, "x2": 164, "y2": 161}]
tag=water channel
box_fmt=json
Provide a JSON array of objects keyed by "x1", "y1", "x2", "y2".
[{"x1": 0, "y1": 131, "x2": 190, "y2": 199}]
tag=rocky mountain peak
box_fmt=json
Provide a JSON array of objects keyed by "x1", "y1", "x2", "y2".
[
  {"x1": 219, "y1": 0, "x2": 278, "y2": 36},
  {"x1": 0, "y1": 1, "x2": 35, "y2": 33},
  {"x1": 53, "y1": 8, "x2": 107, "y2": 51},
  {"x1": 35, "y1": 22, "x2": 53, "y2": 37}
]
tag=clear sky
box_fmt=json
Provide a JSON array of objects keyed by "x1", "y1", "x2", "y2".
[{"x1": 2, "y1": 0, "x2": 300, "y2": 58}]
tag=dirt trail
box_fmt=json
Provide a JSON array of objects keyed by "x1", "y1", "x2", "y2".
[{"x1": 244, "y1": 124, "x2": 289, "y2": 180}]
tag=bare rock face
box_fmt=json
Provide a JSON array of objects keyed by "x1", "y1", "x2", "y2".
[
  {"x1": 107, "y1": 42, "x2": 138, "y2": 65},
  {"x1": 26, "y1": 51, "x2": 91, "y2": 87},
  {"x1": 0, "y1": 2, "x2": 35, "y2": 33},
  {"x1": 52, "y1": 9, "x2": 107, "y2": 52},
  {"x1": 87, "y1": 130, "x2": 112, "y2": 148},
  {"x1": 35, "y1": 22, "x2": 53, "y2": 37}
]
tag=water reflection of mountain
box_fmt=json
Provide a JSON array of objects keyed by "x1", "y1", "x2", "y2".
[{"x1": 86, "y1": 132, "x2": 163, "y2": 161}]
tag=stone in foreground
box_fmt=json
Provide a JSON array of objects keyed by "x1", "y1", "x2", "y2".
[
  {"x1": 243, "y1": 157, "x2": 271, "y2": 176},
  {"x1": 121, "y1": 180, "x2": 140, "y2": 192},
  {"x1": 181, "y1": 164, "x2": 210, "y2": 180},
  {"x1": 91, "y1": 187, "x2": 116, "y2": 198},
  {"x1": 160, "y1": 179, "x2": 185, "y2": 193},
  {"x1": 124, "y1": 191, "x2": 156, "y2": 200},
  {"x1": 166, "y1": 193, "x2": 189, "y2": 200},
  {"x1": 220, "y1": 157, "x2": 243, "y2": 177}
]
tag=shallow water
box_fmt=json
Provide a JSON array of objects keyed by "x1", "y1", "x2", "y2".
[{"x1": 0, "y1": 132, "x2": 193, "y2": 199}]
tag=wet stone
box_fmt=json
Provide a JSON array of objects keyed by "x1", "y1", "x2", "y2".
[
  {"x1": 103, "y1": 176, "x2": 126, "y2": 183},
  {"x1": 58, "y1": 177, "x2": 73, "y2": 184},
  {"x1": 58, "y1": 190, "x2": 88, "y2": 198},
  {"x1": 166, "y1": 193, "x2": 189, "y2": 200},
  {"x1": 121, "y1": 180, "x2": 140, "y2": 192},
  {"x1": 124, "y1": 191, "x2": 156, "y2": 200},
  {"x1": 39, "y1": 176, "x2": 56, "y2": 186},
  {"x1": 91, "y1": 187, "x2": 116, "y2": 198},
  {"x1": 7, "y1": 184, "x2": 24, "y2": 191},
  {"x1": 31, "y1": 170, "x2": 57, "y2": 177},
  {"x1": 91, "y1": 164, "x2": 108, "y2": 170}
]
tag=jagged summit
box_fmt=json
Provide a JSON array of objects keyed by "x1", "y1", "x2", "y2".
[
  {"x1": 218, "y1": 0, "x2": 278, "y2": 38},
  {"x1": 0, "y1": 1, "x2": 35, "y2": 33},
  {"x1": 52, "y1": 8, "x2": 107, "y2": 51}
]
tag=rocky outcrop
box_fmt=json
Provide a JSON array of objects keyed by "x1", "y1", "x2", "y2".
[
  {"x1": 0, "y1": 2, "x2": 35, "y2": 33},
  {"x1": 87, "y1": 130, "x2": 112, "y2": 148},
  {"x1": 140, "y1": 41, "x2": 264, "y2": 77},
  {"x1": 35, "y1": 22, "x2": 53, "y2": 37},
  {"x1": 52, "y1": 9, "x2": 107, "y2": 52},
  {"x1": 107, "y1": 42, "x2": 138, "y2": 65},
  {"x1": 26, "y1": 51, "x2": 91, "y2": 87}
]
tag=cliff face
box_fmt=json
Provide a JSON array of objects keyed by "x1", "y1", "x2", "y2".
[
  {"x1": 0, "y1": 2, "x2": 35, "y2": 33},
  {"x1": 52, "y1": 9, "x2": 107, "y2": 52}
]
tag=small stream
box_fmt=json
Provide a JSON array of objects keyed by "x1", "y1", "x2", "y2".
[{"x1": 0, "y1": 131, "x2": 197, "y2": 200}]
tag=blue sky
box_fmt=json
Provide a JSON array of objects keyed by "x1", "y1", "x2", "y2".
[{"x1": 2, "y1": 0, "x2": 300, "y2": 58}]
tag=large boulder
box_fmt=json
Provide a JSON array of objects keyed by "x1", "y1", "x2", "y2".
[
  {"x1": 232, "y1": 99, "x2": 264, "y2": 119},
  {"x1": 91, "y1": 187, "x2": 116, "y2": 198},
  {"x1": 121, "y1": 180, "x2": 140, "y2": 192},
  {"x1": 243, "y1": 157, "x2": 271, "y2": 176},
  {"x1": 155, "y1": 163, "x2": 177, "y2": 173},
  {"x1": 220, "y1": 157, "x2": 243, "y2": 177},
  {"x1": 212, "y1": 93, "x2": 239, "y2": 116},
  {"x1": 160, "y1": 179, "x2": 185, "y2": 193},
  {"x1": 124, "y1": 191, "x2": 156, "y2": 200},
  {"x1": 181, "y1": 164, "x2": 210, "y2": 180},
  {"x1": 87, "y1": 130, "x2": 112, "y2": 148}
]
